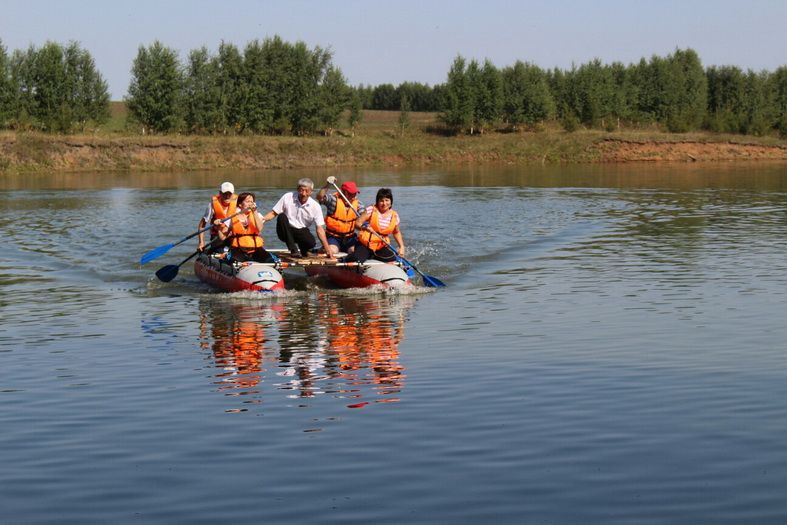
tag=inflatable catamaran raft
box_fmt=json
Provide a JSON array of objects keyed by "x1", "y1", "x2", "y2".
[{"x1": 193, "y1": 250, "x2": 412, "y2": 292}]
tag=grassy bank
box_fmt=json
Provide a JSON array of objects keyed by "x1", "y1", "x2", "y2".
[{"x1": 2, "y1": 107, "x2": 787, "y2": 173}]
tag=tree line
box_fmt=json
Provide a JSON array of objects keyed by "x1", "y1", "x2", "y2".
[
  {"x1": 2, "y1": 37, "x2": 787, "y2": 138},
  {"x1": 127, "y1": 37, "x2": 356, "y2": 135},
  {"x1": 366, "y1": 49, "x2": 787, "y2": 137},
  {"x1": 0, "y1": 40, "x2": 109, "y2": 132}
]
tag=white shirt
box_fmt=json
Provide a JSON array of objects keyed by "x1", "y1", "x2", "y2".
[{"x1": 272, "y1": 191, "x2": 325, "y2": 229}]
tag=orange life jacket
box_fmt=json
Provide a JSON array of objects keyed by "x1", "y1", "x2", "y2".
[
  {"x1": 210, "y1": 194, "x2": 237, "y2": 236},
  {"x1": 325, "y1": 193, "x2": 359, "y2": 237},
  {"x1": 358, "y1": 208, "x2": 399, "y2": 251},
  {"x1": 230, "y1": 213, "x2": 264, "y2": 251}
]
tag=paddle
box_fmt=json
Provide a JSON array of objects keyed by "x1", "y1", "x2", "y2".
[
  {"x1": 140, "y1": 209, "x2": 244, "y2": 265},
  {"x1": 154, "y1": 250, "x2": 201, "y2": 282},
  {"x1": 327, "y1": 177, "x2": 446, "y2": 288}
]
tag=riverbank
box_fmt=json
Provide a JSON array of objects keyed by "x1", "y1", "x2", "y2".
[{"x1": 2, "y1": 114, "x2": 787, "y2": 173}]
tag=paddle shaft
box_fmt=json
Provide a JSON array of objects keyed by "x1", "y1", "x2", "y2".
[
  {"x1": 155, "y1": 236, "x2": 224, "y2": 282},
  {"x1": 328, "y1": 180, "x2": 396, "y2": 249},
  {"x1": 140, "y1": 208, "x2": 247, "y2": 265}
]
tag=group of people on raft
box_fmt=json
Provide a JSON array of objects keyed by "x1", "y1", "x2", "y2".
[{"x1": 196, "y1": 177, "x2": 406, "y2": 266}]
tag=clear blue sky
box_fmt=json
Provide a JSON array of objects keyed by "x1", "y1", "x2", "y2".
[{"x1": 3, "y1": 0, "x2": 786, "y2": 100}]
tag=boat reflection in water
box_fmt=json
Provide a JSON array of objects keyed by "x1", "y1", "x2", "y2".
[{"x1": 198, "y1": 292, "x2": 417, "y2": 413}]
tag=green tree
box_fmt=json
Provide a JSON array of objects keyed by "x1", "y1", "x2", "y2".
[
  {"x1": 740, "y1": 70, "x2": 773, "y2": 135},
  {"x1": 0, "y1": 40, "x2": 12, "y2": 127},
  {"x1": 464, "y1": 59, "x2": 482, "y2": 133},
  {"x1": 5, "y1": 41, "x2": 109, "y2": 133},
  {"x1": 398, "y1": 92, "x2": 411, "y2": 135},
  {"x1": 287, "y1": 40, "x2": 331, "y2": 135},
  {"x1": 8, "y1": 47, "x2": 36, "y2": 129},
  {"x1": 372, "y1": 83, "x2": 398, "y2": 110},
  {"x1": 476, "y1": 59, "x2": 503, "y2": 132},
  {"x1": 126, "y1": 41, "x2": 184, "y2": 133},
  {"x1": 215, "y1": 42, "x2": 244, "y2": 133},
  {"x1": 772, "y1": 66, "x2": 787, "y2": 136},
  {"x1": 396, "y1": 82, "x2": 436, "y2": 112},
  {"x1": 240, "y1": 39, "x2": 274, "y2": 133},
  {"x1": 240, "y1": 36, "x2": 334, "y2": 135},
  {"x1": 32, "y1": 41, "x2": 68, "y2": 131},
  {"x1": 658, "y1": 48, "x2": 707, "y2": 132},
  {"x1": 347, "y1": 90, "x2": 363, "y2": 135},
  {"x1": 66, "y1": 42, "x2": 110, "y2": 131},
  {"x1": 609, "y1": 61, "x2": 638, "y2": 126},
  {"x1": 501, "y1": 61, "x2": 555, "y2": 129},
  {"x1": 705, "y1": 65, "x2": 745, "y2": 133},
  {"x1": 353, "y1": 84, "x2": 374, "y2": 109},
  {"x1": 184, "y1": 46, "x2": 223, "y2": 133},
  {"x1": 440, "y1": 55, "x2": 474, "y2": 133},
  {"x1": 566, "y1": 59, "x2": 616, "y2": 127},
  {"x1": 630, "y1": 56, "x2": 660, "y2": 122},
  {"x1": 319, "y1": 65, "x2": 349, "y2": 135}
]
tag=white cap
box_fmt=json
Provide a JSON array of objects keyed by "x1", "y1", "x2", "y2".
[{"x1": 220, "y1": 182, "x2": 235, "y2": 194}]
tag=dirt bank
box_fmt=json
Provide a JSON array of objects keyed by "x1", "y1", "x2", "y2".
[
  {"x1": 2, "y1": 132, "x2": 787, "y2": 173},
  {"x1": 596, "y1": 138, "x2": 787, "y2": 162}
]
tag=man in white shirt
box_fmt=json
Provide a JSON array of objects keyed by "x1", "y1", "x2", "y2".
[{"x1": 261, "y1": 178, "x2": 335, "y2": 259}]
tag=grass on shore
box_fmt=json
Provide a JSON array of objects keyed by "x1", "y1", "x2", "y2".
[{"x1": 1, "y1": 103, "x2": 786, "y2": 173}]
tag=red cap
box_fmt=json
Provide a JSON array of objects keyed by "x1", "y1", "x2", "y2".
[{"x1": 341, "y1": 181, "x2": 359, "y2": 194}]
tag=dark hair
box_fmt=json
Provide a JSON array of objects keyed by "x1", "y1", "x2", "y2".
[
  {"x1": 236, "y1": 192, "x2": 255, "y2": 206},
  {"x1": 376, "y1": 188, "x2": 393, "y2": 205}
]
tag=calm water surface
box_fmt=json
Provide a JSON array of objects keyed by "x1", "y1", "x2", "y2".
[{"x1": 1, "y1": 164, "x2": 786, "y2": 524}]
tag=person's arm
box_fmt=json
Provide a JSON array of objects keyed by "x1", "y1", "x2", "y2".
[
  {"x1": 316, "y1": 182, "x2": 330, "y2": 203},
  {"x1": 215, "y1": 218, "x2": 231, "y2": 241},
  {"x1": 249, "y1": 206, "x2": 265, "y2": 231},
  {"x1": 311, "y1": 202, "x2": 335, "y2": 260},
  {"x1": 315, "y1": 225, "x2": 335, "y2": 260},
  {"x1": 256, "y1": 211, "x2": 267, "y2": 230},
  {"x1": 197, "y1": 205, "x2": 213, "y2": 251},
  {"x1": 392, "y1": 226, "x2": 405, "y2": 256},
  {"x1": 261, "y1": 193, "x2": 285, "y2": 222},
  {"x1": 355, "y1": 209, "x2": 371, "y2": 230}
]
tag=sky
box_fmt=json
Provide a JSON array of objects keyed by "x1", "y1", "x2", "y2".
[{"x1": 3, "y1": 0, "x2": 787, "y2": 100}]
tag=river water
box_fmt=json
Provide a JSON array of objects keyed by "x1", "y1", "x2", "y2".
[{"x1": 1, "y1": 163, "x2": 786, "y2": 524}]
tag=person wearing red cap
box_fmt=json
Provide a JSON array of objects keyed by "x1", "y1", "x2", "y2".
[{"x1": 317, "y1": 178, "x2": 364, "y2": 255}]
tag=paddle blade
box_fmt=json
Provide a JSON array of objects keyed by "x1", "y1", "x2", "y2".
[
  {"x1": 140, "y1": 243, "x2": 174, "y2": 265},
  {"x1": 155, "y1": 264, "x2": 180, "y2": 283},
  {"x1": 421, "y1": 274, "x2": 446, "y2": 288}
]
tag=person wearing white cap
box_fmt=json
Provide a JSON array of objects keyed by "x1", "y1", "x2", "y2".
[{"x1": 197, "y1": 181, "x2": 237, "y2": 252}]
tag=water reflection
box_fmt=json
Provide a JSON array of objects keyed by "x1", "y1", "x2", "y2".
[
  {"x1": 197, "y1": 292, "x2": 417, "y2": 413},
  {"x1": 321, "y1": 294, "x2": 409, "y2": 408}
]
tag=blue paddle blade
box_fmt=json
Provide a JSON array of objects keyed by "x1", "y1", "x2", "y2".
[
  {"x1": 155, "y1": 264, "x2": 179, "y2": 282},
  {"x1": 140, "y1": 243, "x2": 174, "y2": 265},
  {"x1": 421, "y1": 274, "x2": 446, "y2": 288}
]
